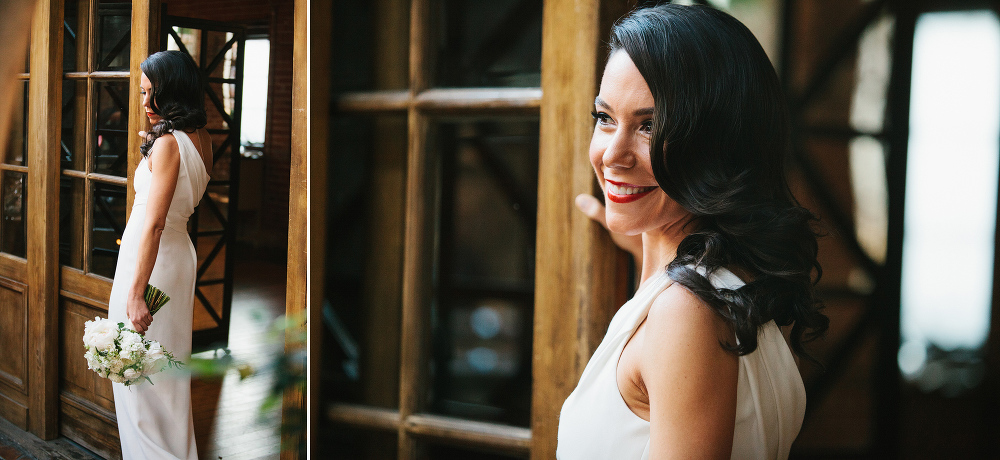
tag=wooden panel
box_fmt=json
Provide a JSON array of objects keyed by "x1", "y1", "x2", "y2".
[
  {"x1": 59, "y1": 267, "x2": 113, "y2": 309},
  {"x1": 26, "y1": 0, "x2": 63, "y2": 439},
  {"x1": 59, "y1": 297, "x2": 115, "y2": 414},
  {"x1": 0, "y1": 280, "x2": 27, "y2": 393},
  {"x1": 60, "y1": 392, "x2": 121, "y2": 460},
  {"x1": 0, "y1": 254, "x2": 26, "y2": 285},
  {"x1": 0, "y1": 391, "x2": 28, "y2": 430}
]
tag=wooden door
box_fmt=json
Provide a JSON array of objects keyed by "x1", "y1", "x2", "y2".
[
  {"x1": 0, "y1": 33, "x2": 32, "y2": 434},
  {"x1": 55, "y1": 0, "x2": 160, "y2": 457},
  {"x1": 161, "y1": 16, "x2": 246, "y2": 351},
  {"x1": 57, "y1": 1, "x2": 133, "y2": 457}
]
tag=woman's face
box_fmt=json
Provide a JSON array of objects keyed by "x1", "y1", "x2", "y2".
[
  {"x1": 590, "y1": 51, "x2": 691, "y2": 236},
  {"x1": 140, "y1": 72, "x2": 161, "y2": 124}
]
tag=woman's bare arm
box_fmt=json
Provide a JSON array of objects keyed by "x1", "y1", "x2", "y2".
[
  {"x1": 126, "y1": 134, "x2": 180, "y2": 333},
  {"x1": 642, "y1": 285, "x2": 739, "y2": 460}
]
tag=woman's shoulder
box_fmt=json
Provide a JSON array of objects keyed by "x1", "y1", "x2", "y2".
[
  {"x1": 645, "y1": 281, "x2": 734, "y2": 351},
  {"x1": 151, "y1": 132, "x2": 178, "y2": 150}
]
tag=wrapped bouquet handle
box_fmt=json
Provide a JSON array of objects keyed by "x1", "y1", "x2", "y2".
[{"x1": 144, "y1": 284, "x2": 171, "y2": 316}]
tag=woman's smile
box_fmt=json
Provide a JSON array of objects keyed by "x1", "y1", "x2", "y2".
[{"x1": 605, "y1": 179, "x2": 657, "y2": 203}]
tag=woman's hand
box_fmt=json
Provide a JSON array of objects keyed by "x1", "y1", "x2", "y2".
[
  {"x1": 126, "y1": 288, "x2": 152, "y2": 334},
  {"x1": 575, "y1": 193, "x2": 643, "y2": 263}
]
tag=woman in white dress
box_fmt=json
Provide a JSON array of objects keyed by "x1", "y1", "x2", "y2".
[
  {"x1": 557, "y1": 5, "x2": 829, "y2": 459},
  {"x1": 107, "y1": 50, "x2": 212, "y2": 460}
]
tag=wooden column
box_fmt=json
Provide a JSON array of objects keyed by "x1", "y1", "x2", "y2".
[
  {"x1": 127, "y1": 0, "x2": 161, "y2": 217},
  {"x1": 26, "y1": 0, "x2": 60, "y2": 439},
  {"x1": 531, "y1": 0, "x2": 630, "y2": 458},
  {"x1": 281, "y1": 0, "x2": 308, "y2": 457}
]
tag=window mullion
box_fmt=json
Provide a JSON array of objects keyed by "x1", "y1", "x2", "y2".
[{"x1": 399, "y1": 0, "x2": 434, "y2": 457}]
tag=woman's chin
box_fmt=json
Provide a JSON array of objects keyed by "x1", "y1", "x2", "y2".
[{"x1": 606, "y1": 219, "x2": 643, "y2": 237}]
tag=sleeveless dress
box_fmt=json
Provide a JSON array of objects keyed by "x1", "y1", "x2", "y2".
[
  {"x1": 557, "y1": 267, "x2": 806, "y2": 459},
  {"x1": 108, "y1": 130, "x2": 210, "y2": 460}
]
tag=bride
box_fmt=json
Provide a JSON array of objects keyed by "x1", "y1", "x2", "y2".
[
  {"x1": 107, "y1": 50, "x2": 212, "y2": 460},
  {"x1": 558, "y1": 4, "x2": 828, "y2": 459}
]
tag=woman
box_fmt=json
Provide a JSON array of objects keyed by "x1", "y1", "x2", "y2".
[
  {"x1": 108, "y1": 50, "x2": 212, "y2": 460},
  {"x1": 557, "y1": 5, "x2": 828, "y2": 459}
]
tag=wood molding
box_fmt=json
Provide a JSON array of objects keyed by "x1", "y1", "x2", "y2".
[
  {"x1": 26, "y1": 0, "x2": 62, "y2": 439},
  {"x1": 281, "y1": 0, "x2": 307, "y2": 458}
]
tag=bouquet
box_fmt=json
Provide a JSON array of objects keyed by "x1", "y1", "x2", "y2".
[{"x1": 81, "y1": 284, "x2": 182, "y2": 386}]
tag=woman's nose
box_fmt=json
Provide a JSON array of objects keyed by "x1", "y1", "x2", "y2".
[{"x1": 602, "y1": 130, "x2": 636, "y2": 170}]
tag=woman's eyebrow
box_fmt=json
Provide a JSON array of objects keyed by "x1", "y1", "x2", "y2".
[{"x1": 594, "y1": 97, "x2": 653, "y2": 116}]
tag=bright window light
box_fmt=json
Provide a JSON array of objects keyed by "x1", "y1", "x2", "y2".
[
  {"x1": 241, "y1": 39, "x2": 270, "y2": 147},
  {"x1": 900, "y1": 10, "x2": 1000, "y2": 393}
]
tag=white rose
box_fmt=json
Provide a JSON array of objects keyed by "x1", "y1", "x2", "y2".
[
  {"x1": 109, "y1": 373, "x2": 124, "y2": 384},
  {"x1": 146, "y1": 342, "x2": 165, "y2": 361},
  {"x1": 85, "y1": 319, "x2": 119, "y2": 352},
  {"x1": 123, "y1": 368, "x2": 140, "y2": 381},
  {"x1": 143, "y1": 342, "x2": 167, "y2": 374}
]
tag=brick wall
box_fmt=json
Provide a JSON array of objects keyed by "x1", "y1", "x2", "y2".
[{"x1": 164, "y1": 0, "x2": 294, "y2": 254}]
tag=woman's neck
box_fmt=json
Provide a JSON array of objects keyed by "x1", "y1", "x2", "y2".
[{"x1": 639, "y1": 216, "x2": 697, "y2": 285}]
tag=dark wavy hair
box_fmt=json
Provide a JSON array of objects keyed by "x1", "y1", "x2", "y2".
[
  {"x1": 139, "y1": 50, "x2": 207, "y2": 157},
  {"x1": 609, "y1": 4, "x2": 828, "y2": 358}
]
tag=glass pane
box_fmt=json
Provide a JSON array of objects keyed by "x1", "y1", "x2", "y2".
[
  {"x1": 4, "y1": 81, "x2": 28, "y2": 166},
  {"x1": 96, "y1": 1, "x2": 130, "y2": 71},
  {"x1": 64, "y1": 0, "x2": 89, "y2": 73},
  {"x1": 62, "y1": 79, "x2": 87, "y2": 171},
  {"x1": 330, "y1": 1, "x2": 410, "y2": 92},
  {"x1": 899, "y1": 10, "x2": 999, "y2": 396},
  {"x1": 314, "y1": 424, "x2": 397, "y2": 459},
  {"x1": 427, "y1": 120, "x2": 538, "y2": 427},
  {"x1": 59, "y1": 176, "x2": 85, "y2": 269},
  {"x1": 90, "y1": 182, "x2": 126, "y2": 278},
  {"x1": 93, "y1": 81, "x2": 129, "y2": 176},
  {"x1": 0, "y1": 172, "x2": 27, "y2": 258},
  {"x1": 207, "y1": 82, "x2": 236, "y2": 130},
  {"x1": 193, "y1": 182, "x2": 226, "y2": 334},
  {"x1": 433, "y1": 0, "x2": 542, "y2": 87},
  {"x1": 421, "y1": 443, "x2": 526, "y2": 460},
  {"x1": 325, "y1": 114, "x2": 407, "y2": 409},
  {"x1": 167, "y1": 27, "x2": 202, "y2": 64}
]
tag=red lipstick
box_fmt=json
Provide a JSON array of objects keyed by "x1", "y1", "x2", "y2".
[{"x1": 605, "y1": 179, "x2": 657, "y2": 204}]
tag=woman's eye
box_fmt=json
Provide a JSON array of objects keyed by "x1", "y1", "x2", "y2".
[
  {"x1": 591, "y1": 111, "x2": 612, "y2": 125},
  {"x1": 640, "y1": 120, "x2": 653, "y2": 134}
]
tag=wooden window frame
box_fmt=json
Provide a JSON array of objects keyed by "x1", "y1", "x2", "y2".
[
  {"x1": 58, "y1": 0, "x2": 132, "y2": 289},
  {"x1": 316, "y1": 0, "x2": 633, "y2": 459}
]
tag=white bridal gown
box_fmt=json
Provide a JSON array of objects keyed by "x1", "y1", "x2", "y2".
[
  {"x1": 108, "y1": 130, "x2": 209, "y2": 460},
  {"x1": 557, "y1": 267, "x2": 806, "y2": 460}
]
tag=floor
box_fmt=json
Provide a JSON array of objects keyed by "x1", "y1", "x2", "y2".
[
  {"x1": 0, "y1": 254, "x2": 286, "y2": 460},
  {"x1": 192, "y1": 253, "x2": 286, "y2": 460}
]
